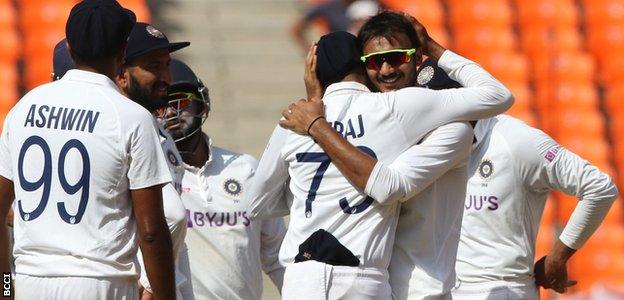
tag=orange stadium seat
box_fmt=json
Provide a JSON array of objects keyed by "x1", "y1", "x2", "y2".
[
  {"x1": 22, "y1": 29, "x2": 65, "y2": 61},
  {"x1": 19, "y1": 1, "x2": 76, "y2": 33},
  {"x1": 24, "y1": 56, "x2": 54, "y2": 90},
  {"x1": 599, "y1": 54, "x2": 624, "y2": 87},
  {"x1": 117, "y1": 0, "x2": 151, "y2": 22},
  {"x1": 515, "y1": 0, "x2": 579, "y2": 31},
  {"x1": 601, "y1": 199, "x2": 624, "y2": 225},
  {"x1": 453, "y1": 28, "x2": 517, "y2": 56},
  {"x1": 534, "y1": 84, "x2": 599, "y2": 115},
  {"x1": 606, "y1": 86, "x2": 624, "y2": 115},
  {"x1": 382, "y1": 0, "x2": 444, "y2": 28},
  {"x1": 448, "y1": 0, "x2": 512, "y2": 28},
  {"x1": 520, "y1": 28, "x2": 582, "y2": 56},
  {"x1": 583, "y1": 0, "x2": 624, "y2": 28},
  {"x1": 586, "y1": 25, "x2": 624, "y2": 65},
  {"x1": 468, "y1": 52, "x2": 528, "y2": 84},
  {"x1": 553, "y1": 84, "x2": 599, "y2": 111},
  {"x1": 0, "y1": 1, "x2": 17, "y2": 29},
  {"x1": 555, "y1": 110, "x2": 606, "y2": 138},
  {"x1": 0, "y1": 27, "x2": 20, "y2": 62},
  {"x1": 531, "y1": 52, "x2": 596, "y2": 84},
  {"x1": 556, "y1": 135, "x2": 611, "y2": 168}
]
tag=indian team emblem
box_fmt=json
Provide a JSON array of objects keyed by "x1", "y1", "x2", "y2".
[
  {"x1": 146, "y1": 25, "x2": 165, "y2": 38},
  {"x1": 417, "y1": 65, "x2": 435, "y2": 86},
  {"x1": 223, "y1": 179, "x2": 242, "y2": 196},
  {"x1": 166, "y1": 150, "x2": 180, "y2": 166},
  {"x1": 478, "y1": 159, "x2": 494, "y2": 180}
]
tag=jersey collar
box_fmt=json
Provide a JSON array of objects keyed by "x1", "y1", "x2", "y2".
[
  {"x1": 61, "y1": 69, "x2": 121, "y2": 92},
  {"x1": 182, "y1": 132, "x2": 214, "y2": 173},
  {"x1": 323, "y1": 81, "x2": 370, "y2": 98}
]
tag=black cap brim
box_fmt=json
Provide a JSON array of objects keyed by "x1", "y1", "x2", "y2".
[{"x1": 126, "y1": 41, "x2": 190, "y2": 62}]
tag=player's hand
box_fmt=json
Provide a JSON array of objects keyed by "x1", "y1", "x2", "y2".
[
  {"x1": 138, "y1": 284, "x2": 155, "y2": 300},
  {"x1": 534, "y1": 255, "x2": 577, "y2": 294},
  {"x1": 279, "y1": 98, "x2": 325, "y2": 136},
  {"x1": 401, "y1": 13, "x2": 445, "y2": 61},
  {"x1": 304, "y1": 43, "x2": 323, "y2": 100}
]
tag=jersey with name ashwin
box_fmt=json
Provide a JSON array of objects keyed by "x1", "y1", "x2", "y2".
[
  {"x1": 248, "y1": 50, "x2": 514, "y2": 270},
  {"x1": 456, "y1": 115, "x2": 618, "y2": 284},
  {"x1": 0, "y1": 70, "x2": 172, "y2": 278},
  {"x1": 179, "y1": 134, "x2": 285, "y2": 300}
]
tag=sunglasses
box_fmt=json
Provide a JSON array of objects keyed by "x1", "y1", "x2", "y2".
[
  {"x1": 154, "y1": 92, "x2": 198, "y2": 117},
  {"x1": 360, "y1": 48, "x2": 417, "y2": 70}
]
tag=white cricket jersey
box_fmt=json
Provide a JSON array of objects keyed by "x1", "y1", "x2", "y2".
[
  {"x1": 456, "y1": 115, "x2": 618, "y2": 284},
  {"x1": 363, "y1": 122, "x2": 473, "y2": 300},
  {"x1": 179, "y1": 134, "x2": 285, "y2": 300},
  {"x1": 248, "y1": 50, "x2": 514, "y2": 271},
  {"x1": 138, "y1": 123, "x2": 188, "y2": 292},
  {"x1": 0, "y1": 70, "x2": 171, "y2": 278}
]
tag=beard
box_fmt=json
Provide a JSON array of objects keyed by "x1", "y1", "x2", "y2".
[
  {"x1": 168, "y1": 115, "x2": 203, "y2": 141},
  {"x1": 127, "y1": 74, "x2": 167, "y2": 112}
]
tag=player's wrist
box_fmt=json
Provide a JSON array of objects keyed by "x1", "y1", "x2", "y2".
[
  {"x1": 549, "y1": 240, "x2": 576, "y2": 263},
  {"x1": 307, "y1": 116, "x2": 326, "y2": 136}
]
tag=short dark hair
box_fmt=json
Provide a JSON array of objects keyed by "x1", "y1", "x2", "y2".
[{"x1": 357, "y1": 11, "x2": 420, "y2": 50}]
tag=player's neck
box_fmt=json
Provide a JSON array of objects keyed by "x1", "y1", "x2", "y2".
[
  {"x1": 178, "y1": 132, "x2": 209, "y2": 168},
  {"x1": 75, "y1": 62, "x2": 118, "y2": 82}
]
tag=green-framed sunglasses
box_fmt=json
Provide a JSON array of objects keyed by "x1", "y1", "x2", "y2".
[{"x1": 360, "y1": 48, "x2": 417, "y2": 70}]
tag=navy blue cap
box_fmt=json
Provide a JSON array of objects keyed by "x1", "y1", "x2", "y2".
[
  {"x1": 125, "y1": 23, "x2": 190, "y2": 63},
  {"x1": 52, "y1": 39, "x2": 76, "y2": 81},
  {"x1": 416, "y1": 58, "x2": 463, "y2": 90},
  {"x1": 66, "y1": 0, "x2": 136, "y2": 59},
  {"x1": 316, "y1": 31, "x2": 362, "y2": 88}
]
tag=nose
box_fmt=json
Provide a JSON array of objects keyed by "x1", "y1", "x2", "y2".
[
  {"x1": 164, "y1": 106, "x2": 176, "y2": 118},
  {"x1": 379, "y1": 61, "x2": 396, "y2": 77}
]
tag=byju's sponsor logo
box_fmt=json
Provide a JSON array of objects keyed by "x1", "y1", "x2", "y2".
[
  {"x1": 2, "y1": 272, "x2": 10, "y2": 297},
  {"x1": 465, "y1": 195, "x2": 499, "y2": 211}
]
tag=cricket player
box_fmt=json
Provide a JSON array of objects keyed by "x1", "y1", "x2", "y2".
[
  {"x1": 156, "y1": 59, "x2": 286, "y2": 300},
  {"x1": 248, "y1": 24, "x2": 513, "y2": 299},
  {"x1": 283, "y1": 14, "x2": 619, "y2": 299},
  {"x1": 115, "y1": 22, "x2": 191, "y2": 299},
  {"x1": 278, "y1": 11, "x2": 474, "y2": 299},
  {"x1": 0, "y1": 1, "x2": 176, "y2": 299},
  {"x1": 439, "y1": 72, "x2": 618, "y2": 297}
]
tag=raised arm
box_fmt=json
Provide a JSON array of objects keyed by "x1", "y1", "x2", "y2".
[{"x1": 389, "y1": 19, "x2": 513, "y2": 142}]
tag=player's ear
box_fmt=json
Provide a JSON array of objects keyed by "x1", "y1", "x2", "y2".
[{"x1": 115, "y1": 67, "x2": 129, "y2": 89}]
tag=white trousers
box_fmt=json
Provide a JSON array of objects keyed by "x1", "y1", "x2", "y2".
[
  {"x1": 282, "y1": 260, "x2": 391, "y2": 300},
  {"x1": 451, "y1": 279, "x2": 539, "y2": 300},
  {"x1": 15, "y1": 274, "x2": 138, "y2": 300}
]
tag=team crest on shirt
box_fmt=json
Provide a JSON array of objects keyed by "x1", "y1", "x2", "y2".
[
  {"x1": 417, "y1": 65, "x2": 435, "y2": 86},
  {"x1": 223, "y1": 178, "x2": 242, "y2": 197},
  {"x1": 166, "y1": 149, "x2": 180, "y2": 166},
  {"x1": 478, "y1": 159, "x2": 494, "y2": 180},
  {"x1": 146, "y1": 25, "x2": 165, "y2": 39}
]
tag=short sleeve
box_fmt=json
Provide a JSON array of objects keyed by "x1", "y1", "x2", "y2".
[
  {"x1": 0, "y1": 112, "x2": 13, "y2": 180},
  {"x1": 126, "y1": 115, "x2": 172, "y2": 190}
]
